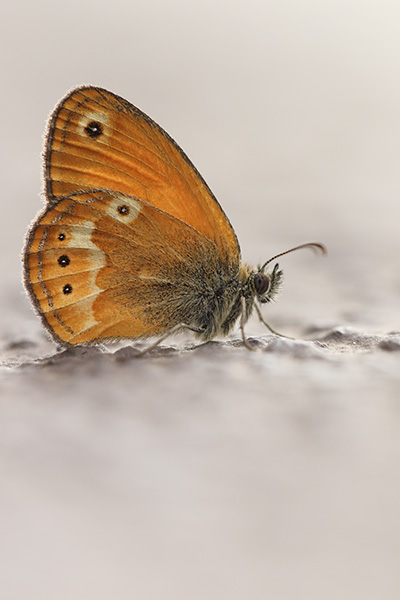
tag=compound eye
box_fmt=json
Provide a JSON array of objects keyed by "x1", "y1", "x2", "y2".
[{"x1": 254, "y1": 272, "x2": 270, "y2": 295}]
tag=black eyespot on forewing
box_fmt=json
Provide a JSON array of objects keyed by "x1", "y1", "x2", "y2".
[
  {"x1": 254, "y1": 272, "x2": 269, "y2": 295},
  {"x1": 63, "y1": 284, "x2": 72, "y2": 295},
  {"x1": 58, "y1": 233, "x2": 66, "y2": 241},
  {"x1": 117, "y1": 205, "x2": 130, "y2": 215},
  {"x1": 58, "y1": 255, "x2": 70, "y2": 267},
  {"x1": 84, "y1": 121, "x2": 103, "y2": 138}
]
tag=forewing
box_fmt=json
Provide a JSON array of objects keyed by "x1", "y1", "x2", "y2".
[{"x1": 45, "y1": 86, "x2": 240, "y2": 261}]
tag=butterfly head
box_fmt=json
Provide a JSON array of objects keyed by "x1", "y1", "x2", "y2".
[
  {"x1": 250, "y1": 263, "x2": 283, "y2": 304},
  {"x1": 245, "y1": 242, "x2": 327, "y2": 306}
]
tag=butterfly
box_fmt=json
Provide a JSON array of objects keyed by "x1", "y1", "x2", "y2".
[{"x1": 23, "y1": 86, "x2": 326, "y2": 352}]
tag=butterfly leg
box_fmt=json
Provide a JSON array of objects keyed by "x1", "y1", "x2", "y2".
[
  {"x1": 135, "y1": 323, "x2": 205, "y2": 356},
  {"x1": 240, "y1": 296, "x2": 255, "y2": 351},
  {"x1": 254, "y1": 303, "x2": 294, "y2": 340}
]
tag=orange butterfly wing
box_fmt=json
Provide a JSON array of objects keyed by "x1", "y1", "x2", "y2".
[
  {"x1": 24, "y1": 87, "x2": 243, "y2": 345},
  {"x1": 25, "y1": 190, "x2": 233, "y2": 345},
  {"x1": 46, "y1": 86, "x2": 239, "y2": 260}
]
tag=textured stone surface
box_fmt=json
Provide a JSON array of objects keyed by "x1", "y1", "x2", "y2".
[{"x1": 2, "y1": 278, "x2": 400, "y2": 600}]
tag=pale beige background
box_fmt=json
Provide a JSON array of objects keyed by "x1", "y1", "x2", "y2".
[
  {"x1": 2, "y1": 0, "x2": 400, "y2": 333},
  {"x1": 1, "y1": 1, "x2": 400, "y2": 599}
]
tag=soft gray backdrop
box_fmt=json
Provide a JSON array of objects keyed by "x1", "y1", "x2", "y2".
[
  {"x1": 2, "y1": 0, "x2": 400, "y2": 331},
  {"x1": 1, "y1": 1, "x2": 400, "y2": 599}
]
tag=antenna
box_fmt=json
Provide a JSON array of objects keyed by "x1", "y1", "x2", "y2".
[{"x1": 260, "y1": 242, "x2": 327, "y2": 271}]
